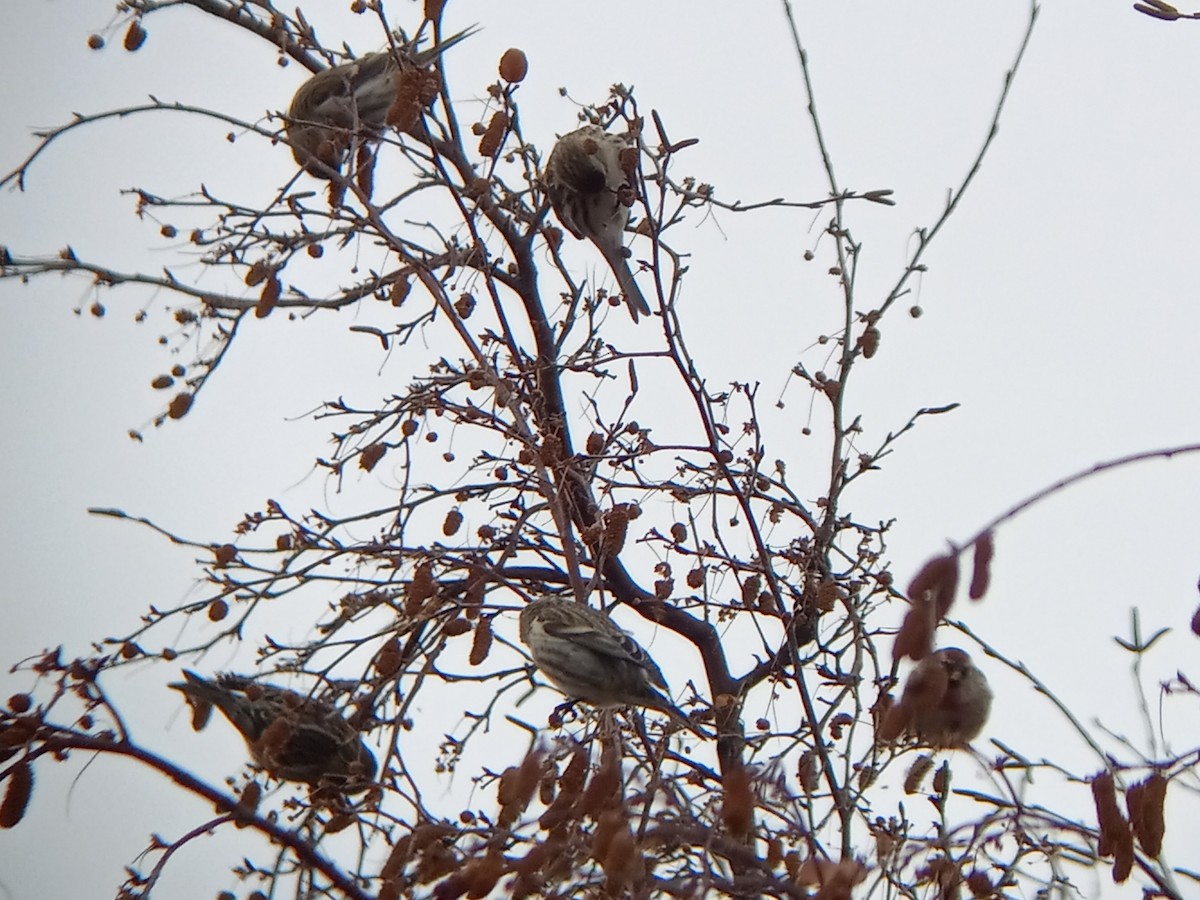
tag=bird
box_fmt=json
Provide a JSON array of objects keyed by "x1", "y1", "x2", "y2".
[
  {"x1": 285, "y1": 25, "x2": 477, "y2": 178},
  {"x1": 518, "y1": 596, "x2": 704, "y2": 735},
  {"x1": 169, "y1": 670, "x2": 377, "y2": 791},
  {"x1": 544, "y1": 125, "x2": 653, "y2": 322},
  {"x1": 880, "y1": 647, "x2": 992, "y2": 749}
]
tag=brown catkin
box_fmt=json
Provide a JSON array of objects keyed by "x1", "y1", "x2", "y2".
[
  {"x1": 904, "y1": 754, "x2": 935, "y2": 794},
  {"x1": 968, "y1": 532, "x2": 994, "y2": 600},
  {"x1": 907, "y1": 553, "x2": 960, "y2": 618},
  {"x1": 0, "y1": 762, "x2": 33, "y2": 828},
  {"x1": 468, "y1": 617, "x2": 493, "y2": 666}
]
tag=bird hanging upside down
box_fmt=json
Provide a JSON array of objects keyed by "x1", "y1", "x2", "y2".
[{"x1": 544, "y1": 125, "x2": 653, "y2": 322}]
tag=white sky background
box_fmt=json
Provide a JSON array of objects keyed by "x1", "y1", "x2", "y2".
[{"x1": 2, "y1": 1, "x2": 1199, "y2": 897}]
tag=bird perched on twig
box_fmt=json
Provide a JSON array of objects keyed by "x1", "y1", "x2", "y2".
[
  {"x1": 879, "y1": 647, "x2": 992, "y2": 749},
  {"x1": 169, "y1": 670, "x2": 377, "y2": 791},
  {"x1": 518, "y1": 596, "x2": 705, "y2": 735},
  {"x1": 544, "y1": 125, "x2": 653, "y2": 322},
  {"x1": 285, "y1": 25, "x2": 477, "y2": 178}
]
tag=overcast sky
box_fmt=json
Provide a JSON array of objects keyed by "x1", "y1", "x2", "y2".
[{"x1": 3, "y1": 1, "x2": 1200, "y2": 897}]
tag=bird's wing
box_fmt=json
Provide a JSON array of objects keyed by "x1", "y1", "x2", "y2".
[
  {"x1": 265, "y1": 718, "x2": 344, "y2": 767},
  {"x1": 543, "y1": 616, "x2": 669, "y2": 690}
]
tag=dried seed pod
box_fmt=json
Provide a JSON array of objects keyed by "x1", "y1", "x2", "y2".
[
  {"x1": 1127, "y1": 773, "x2": 1167, "y2": 857},
  {"x1": 965, "y1": 870, "x2": 995, "y2": 897},
  {"x1": 405, "y1": 561, "x2": 436, "y2": 613},
  {"x1": 454, "y1": 293, "x2": 475, "y2": 318},
  {"x1": 360, "y1": 443, "x2": 387, "y2": 472},
  {"x1": 600, "y1": 817, "x2": 642, "y2": 893},
  {"x1": 539, "y1": 762, "x2": 558, "y2": 806},
  {"x1": 477, "y1": 112, "x2": 508, "y2": 157},
  {"x1": 892, "y1": 601, "x2": 936, "y2": 663},
  {"x1": 498, "y1": 48, "x2": 528, "y2": 83},
  {"x1": 245, "y1": 259, "x2": 272, "y2": 286},
  {"x1": 468, "y1": 616, "x2": 493, "y2": 666},
  {"x1": 234, "y1": 780, "x2": 262, "y2": 827},
  {"x1": 968, "y1": 532, "x2": 994, "y2": 601},
  {"x1": 443, "y1": 509, "x2": 463, "y2": 536},
  {"x1": 1091, "y1": 770, "x2": 1135, "y2": 882},
  {"x1": 932, "y1": 760, "x2": 951, "y2": 795},
  {"x1": 506, "y1": 751, "x2": 542, "y2": 814},
  {"x1": 167, "y1": 393, "x2": 193, "y2": 420},
  {"x1": 877, "y1": 702, "x2": 910, "y2": 743},
  {"x1": 795, "y1": 858, "x2": 867, "y2": 894},
  {"x1": 741, "y1": 574, "x2": 761, "y2": 607},
  {"x1": 580, "y1": 747, "x2": 621, "y2": 819},
  {"x1": 817, "y1": 579, "x2": 843, "y2": 612},
  {"x1": 0, "y1": 762, "x2": 33, "y2": 828},
  {"x1": 859, "y1": 325, "x2": 880, "y2": 359},
  {"x1": 797, "y1": 750, "x2": 819, "y2": 794},
  {"x1": 463, "y1": 851, "x2": 504, "y2": 898},
  {"x1": 907, "y1": 553, "x2": 960, "y2": 619},
  {"x1": 255, "y1": 274, "x2": 280, "y2": 318},
  {"x1": 904, "y1": 754, "x2": 935, "y2": 795},
  {"x1": 557, "y1": 743, "x2": 589, "y2": 792},
  {"x1": 123, "y1": 19, "x2": 147, "y2": 50},
  {"x1": 601, "y1": 505, "x2": 634, "y2": 555},
  {"x1": 373, "y1": 638, "x2": 404, "y2": 678}
]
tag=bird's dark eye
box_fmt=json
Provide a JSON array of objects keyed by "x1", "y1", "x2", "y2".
[{"x1": 576, "y1": 168, "x2": 608, "y2": 194}]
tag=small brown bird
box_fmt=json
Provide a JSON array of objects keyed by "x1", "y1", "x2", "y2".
[
  {"x1": 169, "y1": 670, "x2": 376, "y2": 791},
  {"x1": 285, "y1": 26, "x2": 477, "y2": 178},
  {"x1": 518, "y1": 596, "x2": 703, "y2": 734},
  {"x1": 544, "y1": 125, "x2": 652, "y2": 322},
  {"x1": 880, "y1": 647, "x2": 992, "y2": 749}
]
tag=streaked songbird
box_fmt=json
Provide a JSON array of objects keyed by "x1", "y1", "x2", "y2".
[
  {"x1": 544, "y1": 125, "x2": 652, "y2": 322},
  {"x1": 285, "y1": 26, "x2": 477, "y2": 178},
  {"x1": 518, "y1": 596, "x2": 703, "y2": 735},
  {"x1": 169, "y1": 670, "x2": 376, "y2": 791}
]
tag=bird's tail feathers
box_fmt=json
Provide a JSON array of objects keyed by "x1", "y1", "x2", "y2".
[
  {"x1": 601, "y1": 249, "x2": 652, "y2": 322},
  {"x1": 402, "y1": 23, "x2": 481, "y2": 69}
]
